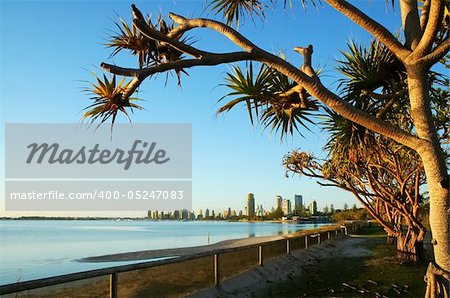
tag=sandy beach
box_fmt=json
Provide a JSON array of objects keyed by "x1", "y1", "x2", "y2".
[
  {"x1": 79, "y1": 226, "x2": 340, "y2": 263},
  {"x1": 79, "y1": 235, "x2": 286, "y2": 262}
]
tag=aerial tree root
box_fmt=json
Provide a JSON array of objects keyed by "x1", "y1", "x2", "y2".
[{"x1": 424, "y1": 262, "x2": 450, "y2": 298}]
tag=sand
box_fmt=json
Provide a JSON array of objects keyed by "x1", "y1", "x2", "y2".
[
  {"x1": 79, "y1": 235, "x2": 286, "y2": 262},
  {"x1": 79, "y1": 225, "x2": 343, "y2": 263}
]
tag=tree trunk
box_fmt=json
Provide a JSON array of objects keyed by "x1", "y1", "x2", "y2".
[
  {"x1": 387, "y1": 235, "x2": 396, "y2": 245},
  {"x1": 395, "y1": 234, "x2": 425, "y2": 262},
  {"x1": 407, "y1": 64, "x2": 450, "y2": 296}
]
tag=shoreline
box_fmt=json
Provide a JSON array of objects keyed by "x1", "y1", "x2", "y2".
[
  {"x1": 79, "y1": 225, "x2": 339, "y2": 263},
  {"x1": 78, "y1": 235, "x2": 285, "y2": 263}
]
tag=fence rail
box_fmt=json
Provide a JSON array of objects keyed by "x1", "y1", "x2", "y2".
[{"x1": 0, "y1": 221, "x2": 365, "y2": 297}]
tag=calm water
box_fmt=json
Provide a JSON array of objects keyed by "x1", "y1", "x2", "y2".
[{"x1": 0, "y1": 220, "x2": 326, "y2": 285}]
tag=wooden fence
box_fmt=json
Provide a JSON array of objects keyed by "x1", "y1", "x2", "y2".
[{"x1": 0, "y1": 222, "x2": 365, "y2": 298}]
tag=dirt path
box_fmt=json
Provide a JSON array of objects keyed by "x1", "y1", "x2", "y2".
[{"x1": 188, "y1": 235, "x2": 377, "y2": 298}]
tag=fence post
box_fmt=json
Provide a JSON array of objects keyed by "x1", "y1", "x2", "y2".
[
  {"x1": 286, "y1": 239, "x2": 290, "y2": 254},
  {"x1": 258, "y1": 245, "x2": 263, "y2": 266},
  {"x1": 305, "y1": 235, "x2": 308, "y2": 249},
  {"x1": 318, "y1": 233, "x2": 321, "y2": 245},
  {"x1": 327, "y1": 231, "x2": 331, "y2": 239},
  {"x1": 214, "y1": 253, "x2": 220, "y2": 286},
  {"x1": 109, "y1": 271, "x2": 118, "y2": 298},
  {"x1": 335, "y1": 229, "x2": 338, "y2": 235}
]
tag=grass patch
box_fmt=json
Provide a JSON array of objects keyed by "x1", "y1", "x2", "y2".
[{"x1": 258, "y1": 224, "x2": 428, "y2": 297}]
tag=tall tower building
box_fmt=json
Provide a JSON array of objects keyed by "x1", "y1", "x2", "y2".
[
  {"x1": 308, "y1": 200, "x2": 318, "y2": 215},
  {"x1": 275, "y1": 195, "x2": 283, "y2": 210},
  {"x1": 247, "y1": 193, "x2": 256, "y2": 218},
  {"x1": 282, "y1": 199, "x2": 292, "y2": 215},
  {"x1": 294, "y1": 194, "x2": 303, "y2": 210}
]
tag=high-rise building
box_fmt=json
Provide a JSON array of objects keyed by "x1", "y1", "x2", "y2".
[
  {"x1": 205, "y1": 209, "x2": 210, "y2": 218},
  {"x1": 282, "y1": 199, "x2": 292, "y2": 215},
  {"x1": 294, "y1": 194, "x2": 303, "y2": 210},
  {"x1": 275, "y1": 195, "x2": 283, "y2": 210},
  {"x1": 256, "y1": 204, "x2": 264, "y2": 217},
  {"x1": 308, "y1": 200, "x2": 317, "y2": 215},
  {"x1": 247, "y1": 193, "x2": 256, "y2": 218},
  {"x1": 181, "y1": 209, "x2": 189, "y2": 220}
]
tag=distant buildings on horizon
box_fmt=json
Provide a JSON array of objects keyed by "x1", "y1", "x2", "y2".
[{"x1": 147, "y1": 192, "x2": 321, "y2": 220}]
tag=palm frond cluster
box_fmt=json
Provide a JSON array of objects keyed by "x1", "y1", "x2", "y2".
[
  {"x1": 326, "y1": 39, "x2": 448, "y2": 161},
  {"x1": 328, "y1": 39, "x2": 410, "y2": 161},
  {"x1": 106, "y1": 14, "x2": 193, "y2": 75},
  {"x1": 208, "y1": 0, "x2": 323, "y2": 26},
  {"x1": 208, "y1": 0, "x2": 267, "y2": 26},
  {"x1": 217, "y1": 62, "x2": 318, "y2": 139},
  {"x1": 337, "y1": 39, "x2": 407, "y2": 116},
  {"x1": 83, "y1": 74, "x2": 143, "y2": 126},
  {"x1": 84, "y1": 11, "x2": 193, "y2": 125}
]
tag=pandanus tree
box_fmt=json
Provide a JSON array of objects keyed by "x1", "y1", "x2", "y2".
[
  {"x1": 284, "y1": 126, "x2": 428, "y2": 261},
  {"x1": 84, "y1": 1, "x2": 449, "y2": 295},
  {"x1": 282, "y1": 39, "x2": 448, "y2": 262},
  {"x1": 285, "y1": 147, "x2": 427, "y2": 258}
]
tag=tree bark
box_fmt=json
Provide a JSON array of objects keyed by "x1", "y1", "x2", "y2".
[{"x1": 406, "y1": 64, "x2": 450, "y2": 293}]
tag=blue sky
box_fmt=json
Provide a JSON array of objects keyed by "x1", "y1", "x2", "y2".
[{"x1": 0, "y1": 0, "x2": 403, "y2": 217}]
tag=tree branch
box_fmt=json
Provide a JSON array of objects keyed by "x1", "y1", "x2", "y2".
[
  {"x1": 325, "y1": 0, "x2": 411, "y2": 61},
  {"x1": 168, "y1": 13, "x2": 258, "y2": 53},
  {"x1": 413, "y1": 0, "x2": 445, "y2": 59},
  {"x1": 399, "y1": 0, "x2": 423, "y2": 49},
  {"x1": 133, "y1": 18, "x2": 206, "y2": 59},
  {"x1": 420, "y1": 0, "x2": 431, "y2": 30},
  {"x1": 101, "y1": 11, "x2": 422, "y2": 150},
  {"x1": 417, "y1": 37, "x2": 450, "y2": 66},
  {"x1": 101, "y1": 51, "x2": 253, "y2": 98}
]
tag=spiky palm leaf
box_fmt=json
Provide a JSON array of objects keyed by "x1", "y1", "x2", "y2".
[
  {"x1": 106, "y1": 13, "x2": 194, "y2": 84},
  {"x1": 218, "y1": 61, "x2": 318, "y2": 139},
  {"x1": 208, "y1": 0, "x2": 323, "y2": 26},
  {"x1": 83, "y1": 74, "x2": 144, "y2": 127},
  {"x1": 324, "y1": 37, "x2": 449, "y2": 164},
  {"x1": 321, "y1": 107, "x2": 374, "y2": 163},
  {"x1": 208, "y1": 0, "x2": 266, "y2": 26},
  {"x1": 106, "y1": 17, "x2": 158, "y2": 68},
  {"x1": 336, "y1": 39, "x2": 406, "y2": 113},
  {"x1": 261, "y1": 104, "x2": 314, "y2": 139},
  {"x1": 217, "y1": 62, "x2": 273, "y2": 124}
]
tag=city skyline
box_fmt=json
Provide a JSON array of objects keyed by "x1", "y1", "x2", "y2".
[{"x1": 147, "y1": 192, "x2": 346, "y2": 219}]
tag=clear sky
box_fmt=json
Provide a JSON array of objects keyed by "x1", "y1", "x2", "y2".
[{"x1": 0, "y1": 0, "x2": 403, "y2": 217}]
